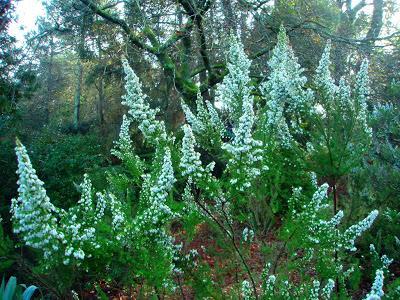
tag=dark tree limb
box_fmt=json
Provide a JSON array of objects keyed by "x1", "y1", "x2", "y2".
[
  {"x1": 365, "y1": 0, "x2": 384, "y2": 43},
  {"x1": 79, "y1": 0, "x2": 156, "y2": 54}
]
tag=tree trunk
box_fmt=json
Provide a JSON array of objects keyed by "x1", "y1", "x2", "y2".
[
  {"x1": 96, "y1": 35, "x2": 105, "y2": 127},
  {"x1": 45, "y1": 36, "x2": 54, "y2": 125},
  {"x1": 98, "y1": 70, "x2": 105, "y2": 126},
  {"x1": 73, "y1": 16, "x2": 86, "y2": 131},
  {"x1": 365, "y1": 0, "x2": 384, "y2": 53},
  {"x1": 73, "y1": 61, "x2": 83, "y2": 131}
]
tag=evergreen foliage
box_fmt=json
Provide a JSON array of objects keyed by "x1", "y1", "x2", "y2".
[{"x1": 6, "y1": 26, "x2": 399, "y2": 299}]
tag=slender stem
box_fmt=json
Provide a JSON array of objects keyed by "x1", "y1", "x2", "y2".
[
  {"x1": 193, "y1": 198, "x2": 259, "y2": 299},
  {"x1": 177, "y1": 274, "x2": 186, "y2": 300},
  {"x1": 332, "y1": 180, "x2": 340, "y2": 294},
  {"x1": 272, "y1": 229, "x2": 297, "y2": 274}
]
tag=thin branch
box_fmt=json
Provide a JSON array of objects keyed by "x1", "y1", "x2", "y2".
[{"x1": 79, "y1": 0, "x2": 156, "y2": 54}]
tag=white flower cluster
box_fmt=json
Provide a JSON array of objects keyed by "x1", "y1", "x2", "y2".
[
  {"x1": 242, "y1": 227, "x2": 254, "y2": 242},
  {"x1": 77, "y1": 174, "x2": 93, "y2": 214},
  {"x1": 337, "y1": 77, "x2": 351, "y2": 113},
  {"x1": 364, "y1": 269, "x2": 384, "y2": 300},
  {"x1": 315, "y1": 41, "x2": 337, "y2": 100},
  {"x1": 11, "y1": 141, "x2": 132, "y2": 266},
  {"x1": 61, "y1": 175, "x2": 100, "y2": 265},
  {"x1": 107, "y1": 193, "x2": 127, "y2": 240},
  {"x1": 262, "y1": 25, "x2": 313, "y2": 147},
  {"x1": 111, "y1": 114, "x2": 133, "y2": 158},
  {"x1": 205, "y1": 100, "x2": 225, "y2": 138},
  {"x1": 314, "y1": 42, "x2": 372, "y2": 143},
  {"x1": 135, "y1": 148, "x2": 176, "y2": 230},
  {"x1": 222, "y1": 84, "x2": 263, "y2": 191},
  {"x1": 342, "y1": 210, "x2": 378, "y2": 251},
  {"x1": 216, "y1": 35, "x2": 253, "y2": 124},
  {"x1": 180, "y1": 124, "x2": 204, "y2": 177},
  {"x1": 310, "y1": 280, "x2": 321, "y2": 299},
  {"x1": 128, "y1": 147, "x2": 177, "y2": 277},
  {"x1": 369, "y1": 244, "x2": 393, "y2": 272},
  {"x1": 181, "y1": 100, "x2": 205, "y2": 134},
  {"x1": 321, "y1": 279, "x2": 335, "y2": 299},
  {"x1": 264, "y1": 275, "x2": 276, "y2": 296},
  {"x1": 121, "y1": 58, "x2": 167, "y2": 144},
  {"x1": 309, "y1": 279, "x2": 335, "y2": 300},
  {"x1": 61, "y1": 211, "x2": 97, "y2": 265},
  {"x1": 294, "y1": 184, "x2": 340, "y2": 247},
  {"x1": 181, "y1": 93, "x2": 225, "y2": 141},
  {"x1": 11, "y1": 140, "x2": 62, "y2": 258},
  {"x1": 180, "y1": 124, "x2": 216, "y2": 184},
  {"x1": 289, "y1": 184, "x2": 329, "y2": 220},
  {"x1": 290, "y1": 184, "x2": 378, "y2": 254},
  {"x1": 355, "y1": 59, "x2": 373, "y2": 138},
  {"x1": 241, "y1": 280, "x2": 253, "y2": 300}
]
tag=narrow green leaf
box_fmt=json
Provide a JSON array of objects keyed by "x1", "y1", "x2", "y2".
[
  {"x1": 22, "y1": 285, "x2": 38, "y2": 300},
  {"x1": 4, "y1": 276, "x2": 17, "y2": 300}
]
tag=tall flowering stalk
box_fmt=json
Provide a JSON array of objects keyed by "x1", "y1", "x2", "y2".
[
  {"x1": 121, "y1": 58, "x2": 167, "y2": 145},
  {"x1": 310, "y1": 41, "x2": 373, "y2": 217},
  {"x1": 135, "y1": 148, "x2": 176, "y2": 231},
  {"x1": 315, "y1": 40, "x2": 337, "y2": 101},
  {"x1": 215, "y1": 36, "x2": 264, "y2": 192},
  {"x1": 261, "y1": 25, "x2": 314, "y2": 147},
  {"x1": 222, "y1": 92, "x2": 263, "y2": 192},
  {"x1": 355, "y1": 59, "x2": 373, "y2": 138},
  {"x1": 11, "y1": 139, "x2": 62, "y2": 259},
  {"x1": 364, "y1": 269, "x2": 385, "y2": 300},
  {"x1": 216, "y1": 35, "x2": 253, "y2": 124}
]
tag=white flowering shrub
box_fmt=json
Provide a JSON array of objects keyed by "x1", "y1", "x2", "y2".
[
  {"x1": 255, "y1": 26, "x2": 317, "y2": 218},
  {"x1": 309, "y1": 40, "x2": 372, "y2": 184},
  {"x1": 10, "y1": 28, "x2": 397, "y2": 298},
  {"x1": 10, "y1": 60, "x2": 182, "y2": 291},
  {"x1": 260, "y1": 25, "x2": 314, "y2": 147}
]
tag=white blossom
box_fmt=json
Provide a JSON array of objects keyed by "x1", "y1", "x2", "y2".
[
  {"x1": 11, "y1": 139, "x2": 61, "y2": 258},
  {"x1": 181, "y1": 100, "x2": 205, "y2": 134},
  {"x1": 135, "y1": 147, "x2": 176, "y2": 231},
  {"x1": 222, "y1": 85, "x2": 263, "y2": 191},
  {"x1": 77, "y1": 174, "x2": 93, "y2": 213},
  {"x1": 206, "y1": 100, "x2": 225, "y2": 138},
  {"x1": 364, "y1": 269, "x2": 384, "y2": 300},
  {"x1": 262, "y1": 25, "x2": 313, "y2": 147},
  {"x1": 216, "y1": 35, "x2": 252, "y2": 124},
  {"x1": 180, "y1": 124, "x2": 205, "y2": 179},
  {"x1": 242, "y1": 227, "x2": 254, "y2": 242},
  {"x1": 111, "y1": 114, "x2": 133, "y2": 158},
  {"x1": 315, "y1": 40, "x2": 337, "y2": 100},
  {"x1": 121, "y1": 58, "x2": 167, "y2": 144},
  {"x1": 241, "y1": 280, "x2": 253, "y2": 300},
  {"x1": 343, "y1": 210, "x2": 378, "y2": 251},
  {"x1": 355, "y1": 59, "x2": 373, "y2": 138},
  {"x1": 321, "y1": 279, "x2": 335, "y2": 299},
  {"x1": 310, "y1": 280, "x2": 320, "y2": 299}
]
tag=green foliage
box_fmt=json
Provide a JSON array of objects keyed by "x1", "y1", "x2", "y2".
[
  {"x1": 6, "y1": 27, "x2": 399, "y2": 299},
  {"x1": 29, "y1": 129, "x2": 106, "y2": 208},
  {"x1": 0, "y1": 219, "x2": 13, "y2": 274}
]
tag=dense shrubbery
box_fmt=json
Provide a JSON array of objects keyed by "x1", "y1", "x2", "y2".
[{"x1": 3, "y1": 27, "x2": 400, "y2": 298}]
